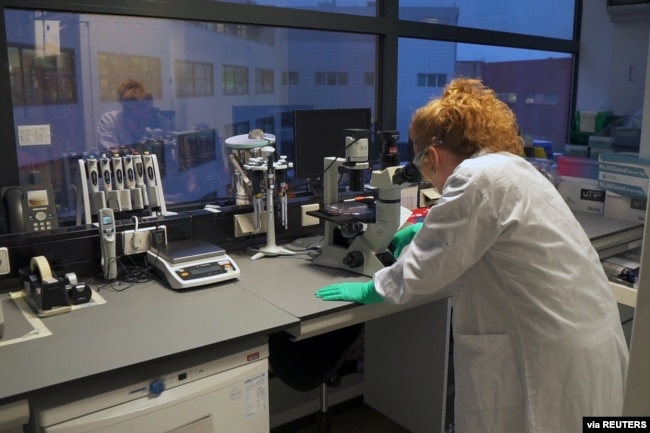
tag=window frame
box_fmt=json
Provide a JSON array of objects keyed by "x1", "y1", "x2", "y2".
[{"x1": 0, "y1": 0, "x2": 581, "y2": 199}]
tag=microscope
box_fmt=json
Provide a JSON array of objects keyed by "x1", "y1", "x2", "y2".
[{"x1": 310, "y1": 129, "x2": 417, "y2": 277}]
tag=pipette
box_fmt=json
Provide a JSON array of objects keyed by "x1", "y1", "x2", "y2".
[{"x1": 277, "y1": 156, "x2": 288, "y2": 229}]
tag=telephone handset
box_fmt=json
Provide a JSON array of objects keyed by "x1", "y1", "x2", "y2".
[{"x1": 1, "y1": 185, "x2": 59, "y2": 233}]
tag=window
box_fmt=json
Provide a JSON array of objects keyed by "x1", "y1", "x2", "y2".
[
  {"x1": 223, "y1": 65, "x2": 249, "y2": 95},
  {"x1": 364, "y1": 72, "x2": 375, "y2": 86},
  {"x1": 498, "y1": 92, "x2": 518, "y2": 104},
  {"x1": 256, "y1": 116, "x2": 275, "y2": 134},
  {"x1": 398, "y1": 39, "x2": 573, "y2": 156},
  {"x1": 315, "y1": 72, "x2": 348, "y2": 86},
  {"x1": 525, "y1": 93, "x2": 560, "y2": 105},
  {"x1": 399, "y1": 0, "x2": 574, "y2": 39},
  {"x1": 98, "y1": 52, "x2": 162, "y2": 102},
  {"x1": 416, "y1": 73, "x2": 447, "y2": 88},
  {"x1": 9, "y1": 45, "x2": 77, "y2": 106},
  {"x1": 224, "y1": 121, "x2": 252, "y2": 139},
  {"x1": 255, "y1": 68, "x2": 274, "y2": 94},
  {"x1": 1, "y1": 2, "x2": 576, "y2": 228},
  {"x1": 175, "y1": 60, "x2": 214, "y2": 97},
  {"x1": 282, "y1": 71, "x2": 298, "y2": 86}
]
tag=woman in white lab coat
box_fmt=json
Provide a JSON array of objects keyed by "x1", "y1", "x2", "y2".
[{"x1": 316, "y1": 78, "x2": 629, "y2": 433}]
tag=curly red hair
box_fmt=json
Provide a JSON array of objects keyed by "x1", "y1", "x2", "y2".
[
  {"x1": 409, "y1": 78, "x2": 523, "y2": 159},
  {"x1": 117, "y1": 78, "x2": 152, "y2": 104}
]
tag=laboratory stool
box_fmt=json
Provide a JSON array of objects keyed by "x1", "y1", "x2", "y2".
[{"x1": 268, "y1": 324, "x2": 363, "y2": 433}]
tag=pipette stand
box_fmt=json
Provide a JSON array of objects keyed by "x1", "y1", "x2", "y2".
[
  {"x1": 249, "y1": 187, "x2": 296, "y2": 260},
  {"x1": 248, "y1": 157, "x2": 296, "y2": 261}
]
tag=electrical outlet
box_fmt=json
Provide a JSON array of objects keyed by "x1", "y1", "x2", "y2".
[
  {"x1": 122, "y1": 229, "x2": 152, "y2": 255},
  {"x1": 301, "y1": 204, "x2": 320, "y2": 226},
  {"x1": 0, "y1": 247, "x2": 10, "y2": 275}
]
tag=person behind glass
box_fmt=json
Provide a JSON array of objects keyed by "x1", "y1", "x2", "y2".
[
  {"x1": 97, "y1": 78, "x2": 154, "y2": 152},
  {"x1": 315, "y1": 78, "x2": 628, "y2": 433}
]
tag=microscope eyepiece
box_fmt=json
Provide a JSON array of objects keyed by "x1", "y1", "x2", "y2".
[{"x1": 392, "y1": 162, "x2": 420, "y2": 185}]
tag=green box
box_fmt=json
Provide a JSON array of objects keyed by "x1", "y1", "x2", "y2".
[{"x1": 574, "y1": 110, "x2": 614, "y2": 134}]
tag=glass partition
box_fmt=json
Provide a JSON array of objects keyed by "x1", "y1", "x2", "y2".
[
  {"x1": 215, "y1": 0, "x2": 377, "y2": 16},
  {"x1": 5, "y1": 9, "x2": 377, "y2": 225},
  {"x1": 399, "y1": 0, "x2": 575, "y2": 39},
  {"x1": 397, "y1": 39, "x2": 573, "y2": 155}
]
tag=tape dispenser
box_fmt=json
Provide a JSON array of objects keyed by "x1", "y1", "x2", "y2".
[{"x1": 19, "y1": 256, "x2": 91, "y2": 316}]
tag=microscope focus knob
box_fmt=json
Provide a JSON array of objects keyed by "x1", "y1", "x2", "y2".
[{"x1": 343, "y1": 251, "x2": 364, "y2": 268}]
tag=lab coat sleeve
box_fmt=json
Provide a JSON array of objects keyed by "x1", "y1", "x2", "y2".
[
  {"x1": 375, "y1": 171, "x2": 503, "y2": 304},
  {"x1": 97, "y1": 112, "x2": 120, "y2": 150}
]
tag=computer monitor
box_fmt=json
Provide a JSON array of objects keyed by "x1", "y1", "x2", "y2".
[{"x1": 293, "y1": 108, "x2": 372, "y2": 180}]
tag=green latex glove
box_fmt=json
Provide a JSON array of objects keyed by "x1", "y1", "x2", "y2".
[
  {"x1": 315, "y1": 280, "x2": 384, "y2": 304},
  {"x1": 390, "y1": 222, "x2": 423, "y2": 258}
]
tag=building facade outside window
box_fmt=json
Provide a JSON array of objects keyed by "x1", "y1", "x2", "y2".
[{"x1": 1, "y1": 1, "x2": 576, "y2": 230}]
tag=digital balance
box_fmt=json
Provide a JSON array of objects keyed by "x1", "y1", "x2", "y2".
[{"x1": 146, "y1": 240, "x2": 240, "y2": 290}]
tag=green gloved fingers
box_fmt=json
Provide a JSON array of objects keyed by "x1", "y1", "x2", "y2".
[
  {"x1": 315, "y1": 280, "x2": 384, "y2": 304},
  {"x1": 390, "y1": 222, "x2": 423, "y2": 258}
]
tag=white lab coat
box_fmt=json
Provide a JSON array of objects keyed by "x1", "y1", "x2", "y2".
[{"x1": 375, "y1": 152, "x2": 628, "y2": 433}]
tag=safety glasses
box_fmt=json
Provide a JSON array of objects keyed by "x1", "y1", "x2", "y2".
[{"x1": 412, "y1": 139, "x2": 443, "y2": 170}]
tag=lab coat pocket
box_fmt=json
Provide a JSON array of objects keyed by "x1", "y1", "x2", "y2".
[{"x1": 454, "y1": 333, "x2": 524, "y2": 411}]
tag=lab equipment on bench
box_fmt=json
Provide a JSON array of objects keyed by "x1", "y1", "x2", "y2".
[
  {"x1": 98, "y1": 207, "x2": 118, "y2": 280},
  {"x1": 18, "y1": 257, "x2": 91, "y2": 317},
  {"x1": 225, "y1": 130, "x2": 295, "y2": 260},
  {"x1": 28, "y1": 338, "x2": 270, "y2": 433},
  {"x1": 76, "y1": 152, "x2": 167, "y2": 225},
  {"x1": 308, "y1": 129, "x2": 418, "y2": 277},
  {"x1": 147, "y1": 239, "x2": 240, "y2": 290}
]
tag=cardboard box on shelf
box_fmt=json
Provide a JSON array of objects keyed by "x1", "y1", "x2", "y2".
[
  {"x1": 557, "y1": 176, "x2": 605, "y2": 215},
  {"x1": 604, "y1": 191, "x2": 647, "y2": 223},
  {"x1": 574, "y1": 110, "x2": 614, "y2": 133},
  {"x1": 598, "y1": 152, "x2": 650, "y2": 199}
]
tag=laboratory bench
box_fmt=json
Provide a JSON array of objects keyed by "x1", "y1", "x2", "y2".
[
  {"x1": 0, "y1": 211, "x2": 643, "y2": 433},
  {"x1": 0, "y1": 278, "x2": 299, "y2": 404},
  {"x1": 574, "y1": 212, "x2": 644, "y2": 308}
]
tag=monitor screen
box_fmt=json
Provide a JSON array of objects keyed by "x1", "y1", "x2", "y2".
[{"x1": 293, "y1": 108, "x2": 372, "y2": 179}]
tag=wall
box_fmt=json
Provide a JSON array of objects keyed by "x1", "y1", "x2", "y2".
[{"x1": 577, "y1": 0, "x2": 649, "y2": 117}]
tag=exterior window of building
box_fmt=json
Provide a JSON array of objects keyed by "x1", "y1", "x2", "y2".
[
  {"x1": 175, "y1": 61, "x2": 214, "y2": 98},
  {"x1": 364, "y1": 72, "x2": 375, "y2": 86},
  {"x1": 282, "y1": 71, "x2": 299, "y2": 85},
  {"x1": 525, "y1": 93, "x2": 560, "y2": 105},
  {"x1": 256, "y1": 68, "x2": 274, "y2": 94},
  {"x1": 9, "y1": 45, "x2": 77, "y2": 106},
  {"x1": 223, "y1": 121, "x2": 251, "y2": 139},
  {"x1": 498, "y1": 92, "x2": 518, "y2": 104},
  {"x1": 1, "y1": 2, "x2": 575, "y2": 229},
  {"x1": 256, "y1": 116, "x2": 275, "y2": 134},
  {"x1": 223, "y1": 65, "x2": 249, "y2": 95},
  {"x1": 281, "y1": 112, "x2": 294, "y2": 128},
  {"x1": 315, "y1": 72, "x2": 348, "y2": 86},
  {"x1": 98, "y1": 52, "x2": 162, "y2": 102},
  {"x1": 398, "y1": 39, "x2": 573, "y2": 154},
  {"x1": 416, "y1": 73, "x2": 447, "y2": 88}
]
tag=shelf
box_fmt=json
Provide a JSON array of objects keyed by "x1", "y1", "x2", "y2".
[{"x1": 609, "y1": 281, "x2": 637, "y2": 308}]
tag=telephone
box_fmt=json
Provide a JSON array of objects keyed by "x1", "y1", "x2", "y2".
[{"x1": 1, "y1": 185, "x2": 59, "y2": 234}]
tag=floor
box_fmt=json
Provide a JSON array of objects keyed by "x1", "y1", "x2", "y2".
[{"x1": 274, "y1": 402, "x2": 412, "y2": 433}]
